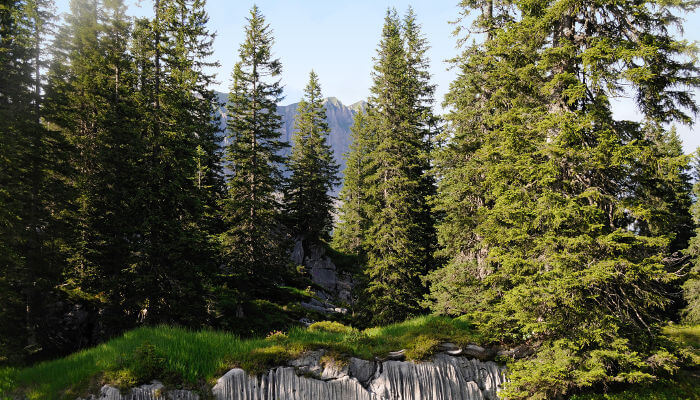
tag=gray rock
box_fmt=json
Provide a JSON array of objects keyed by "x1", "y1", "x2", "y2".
[
  {"x1": 288, "y1": 350, "x2": 325, "y2": 378},
  {"x1": 89, "y1": 354, "x2": 505, "y2": 400},
  {"x1": 211, "y1": 367, "x2": 374, "y2": 400},
  {"x1": 82, "y1": 381, "x2": 199, "y2": 400},
  {"x1": 291, "y1": 240, "x2": 304, "y2": 265},
  {"x1": 320, "y1": 358, "x2": 349, "y2": 380},
  {"x1": 309, "y1": 266, "x2": 337, "y2": 292},
  {"x1": 348, "y1": 357, "x2": 376, "y2": 385}
]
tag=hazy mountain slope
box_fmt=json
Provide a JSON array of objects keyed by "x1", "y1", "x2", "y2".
[{"x1": 215, "y1": 92, "x2": 365, "y2": 183}]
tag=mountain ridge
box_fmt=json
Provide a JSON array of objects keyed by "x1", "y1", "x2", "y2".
[{"x1": 214, "y1": 92, "x2": 364, "y2": 187}]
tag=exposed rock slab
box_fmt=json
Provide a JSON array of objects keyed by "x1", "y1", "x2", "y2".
[
  {"x1": 211, "y1": 367, "x2": 374, "y2": 400},
  {"x1": 211, "y1": 353, "x2": 506, "y2": 400},
  {"x1": 83, "y1": 381, "x2": 199, "y2": 400},
  {"x1": 81, "y1": 353, "x2": 505, "y2": 400}
]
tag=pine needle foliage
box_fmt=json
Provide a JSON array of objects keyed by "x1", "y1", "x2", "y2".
[
  {"x1": 283, "y1": 71, "x2": 340, "y2": 242},
  {"x1": 218, "y1": 5, "x2": 289, "y2": 321},
  {"x1": 428, "y1": 0, "x2": 699, "y2": 398}
]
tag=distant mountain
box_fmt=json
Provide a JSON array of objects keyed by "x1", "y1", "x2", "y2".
[{"x1": 214, "y1": 92, "x2": 366, "y2": 191}]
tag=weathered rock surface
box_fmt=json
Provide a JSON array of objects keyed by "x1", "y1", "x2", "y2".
[
  {"x1": 210, "y1": 352, "x2": 506, "y2": 400},
  {"x1": 80, "y1": 352, "x2": 506, "y2": 400},
  {"x1": 82, "y1": 381, "x2": 199, "y2": 400},
  {"x1": 291, "y1": 238, "x2": 354, "y2": 316}
]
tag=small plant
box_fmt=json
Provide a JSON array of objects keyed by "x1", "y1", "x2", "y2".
[
  {"x1": 105, "y1": 342, "x2": 167, "y2": 389},
  {"x1": 405, "y1": 334, "x2": 440, "y2": 361},
  {"x1": 308, "y1": 321, "x2": 356, "y2": 334},
  {"x1": 265, "y1": 330, "x2": 288, "y2": 342}
]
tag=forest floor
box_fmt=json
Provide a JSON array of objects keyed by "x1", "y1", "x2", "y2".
[{"x1": 0, "y1": 319, "x2": 697, "y2": 400}]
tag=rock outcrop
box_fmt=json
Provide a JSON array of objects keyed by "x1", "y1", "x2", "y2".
[
  {"x1": 82, "y1": 351, "x2": 506, "y2": 400},
  {"x1": 84, "y1": 381, "x2": 199, "y2": 400},
  {"x1": 211, "y1": 350, "x2": 506, "y2": 400},
  {"x1": 292, "y1": 239, "x2": 355, "y2": 313}
]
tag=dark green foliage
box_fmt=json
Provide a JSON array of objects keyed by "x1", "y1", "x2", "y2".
[
  {"x1": 283, "y1": 71, "x2": 340, "y2": 241},
  {"x1": 683, "y1": 153, "x2": 700, "y2": 324},
  {"x1": 42, "y1": 0, "x2": 223, "y2": 335},
  {"x1": 358, "y1": 8, "x2": 438, "y2": 325},
  {"x1": 128, "y1": 0, "x2": 223, "y2": 326},
  {"x1": 428, "y1": 0, "x2": 699, "y2": 398},
  {"x1": 44, "y1": 0, "x2": 146, "y2": 333},
  {"x1": 217, "y1": 5, "x2": 290, "y2": 325},
  {"x1": 333, "y1": 109, "x2": 375, "y2": 258},
  {"x1": 0, "y1": 0, "x2": 69, "y2": 365}
]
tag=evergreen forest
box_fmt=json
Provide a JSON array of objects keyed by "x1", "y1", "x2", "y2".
[{"x1": 1, "y1": 0, "x2": 700, "y2": 399}]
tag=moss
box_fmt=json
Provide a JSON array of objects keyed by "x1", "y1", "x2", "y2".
[
  {"x1": 307, "y1": 321, "x2": 357, "y2": 334},
  {"x1": 405, "y1": 335, "x2": 440, "y2": 361},
  {"x1": 237, "y1": 345, "x2": 295, "y2": 376}
]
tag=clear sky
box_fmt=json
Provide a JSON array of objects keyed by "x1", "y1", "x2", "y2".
[{"x1": 53, "y1": 0, "x2": 699, "y2": 152}]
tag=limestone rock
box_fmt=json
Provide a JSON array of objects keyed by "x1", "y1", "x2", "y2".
[
  {"x1": 291, "y1": 240, "x2": 304, "y2": 266},
  {"x1": 212, "y1": 354, "x2": 505, "y2": 400},
  {"x1": 82, "y1": 351, "x2": 505, "y2": 400},
  {"x1": 348, "y1": 357, "x2": 376, "y2": 385},
  {"x1": 211, "y1": 367, "x2": 374, "y2": 400},
  {"x1": 82, "y1": 381, "x2": 199, "y2": 400},
  {"x1": 288, "y1": 350, "x2": 325, "y2": 378}
]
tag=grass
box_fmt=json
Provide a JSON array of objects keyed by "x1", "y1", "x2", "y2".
[{"x1": 0, "y1": 315, "x2": 478, "y2": 400}]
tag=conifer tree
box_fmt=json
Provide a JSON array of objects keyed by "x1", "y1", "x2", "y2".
[
  {"x1": 429, "y1": 1, "x2": 699, "y2": 397},
  {"x1": 284, "y1": 71, "x2": 339, "y2": 242},
  {"x1": 128, "y1": 0, "x2": 222, "y2": 326},
  {"x1": 333, "y1": 109, "x2": 375, "y2": 257},
  {"x1": 44, "y1": 0, "x2": 148, "y2": 333},
  {"x1": 0, "y1": 0, "x2": 63, "y2": 363},
  {"x1": 360, "y1": 9, "x2": 437, "y2": 325},
  {"x1": 219, "y1": 5, "x2": 288, "y2": 324},
  {"x1": 683, "y1": 152, "x2": 700, "y2": 324}
]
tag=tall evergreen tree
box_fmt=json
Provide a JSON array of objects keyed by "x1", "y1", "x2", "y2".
[
  {"x1": 128, "y1": 0, "x2": 222, "y2": 326},
  {"x1": 683, "y1": 151, "x2": 700, "y2": 324},
  {"x1": 283, "y1": 70, "x2": 339, "y2": 242},
  {"x1": 360, "y1": 9, "x2": 437, "y2": 325},
  {"x1": 333, "y1": 109, "x2": 375, "y2": 257},
  {"x1": 0, "y1": 0, "x2": 64, "y2": 364},
  {"x1": 44, "y1": 0, "x2": 145, "y2": 336},
  {"x1": 429, "y1": 0, "x2": 699, "y2": 397},
  {"x1": 218, "y1": 5, "x2": 288, "y2": 326}
]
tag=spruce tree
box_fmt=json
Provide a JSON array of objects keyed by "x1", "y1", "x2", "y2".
[
  {"x1": 429, "y1": 1, "x2": 699, "y2": 397},
  {"x1": 360, "y1": 9, "x2": 436, "y2": 325},
  {"x1": 0, "y1": 0, "x2": 63, "y2": 363},
  {"x1": 333, "y1": 109, "x2": 375, "y2": 257},
  {"x1": 218, "y1": 5, "x2": 288, "y2": 327},
  {"x1": 683, "y1": 151, "x2": 700, "y2": 324},
  {"x1": 284, "y1": 70, "x2": 339, "y2": 242},
  {"x1": 127, "y1": 0, "x2": 222, "y2": 326},
  {"x1": 44, "y1": 0, "x2": 148, "y2": 334}
]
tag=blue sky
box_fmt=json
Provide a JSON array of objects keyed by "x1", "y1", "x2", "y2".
[{"x1": 53, "y1": 0, "x2": 699, "y2": 152}]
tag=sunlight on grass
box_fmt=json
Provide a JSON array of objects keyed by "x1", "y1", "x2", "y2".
[{"x1": 1, "y1": 315, "x2": 478, "y2": 399}]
